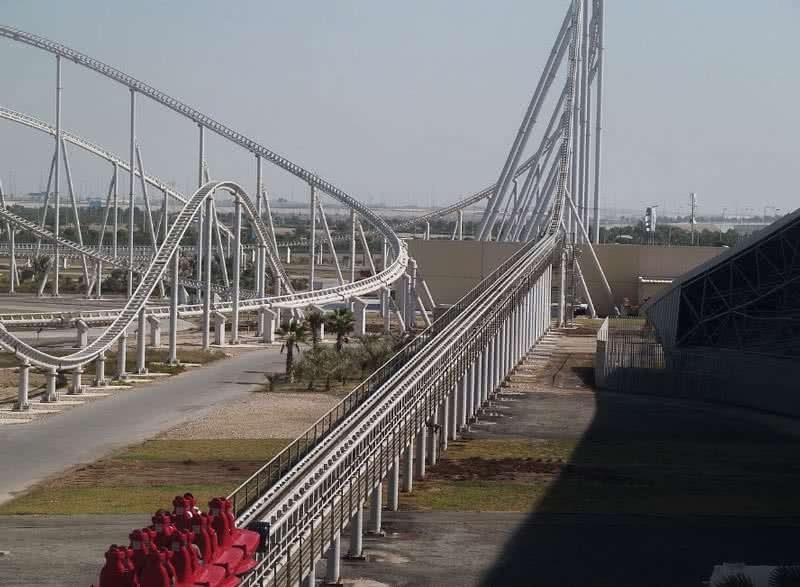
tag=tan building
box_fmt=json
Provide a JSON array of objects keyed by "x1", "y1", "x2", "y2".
[{"x1": 408, "y1": 240, "x2": 726, "y2": 316}]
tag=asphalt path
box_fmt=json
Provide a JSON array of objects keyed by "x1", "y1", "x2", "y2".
[{"x1": 0, "y1": 346, "x2": 285, "y2": 504}]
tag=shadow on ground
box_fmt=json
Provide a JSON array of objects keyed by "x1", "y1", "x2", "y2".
[{"x1": 477, "y1": 385, "x2": 800, "y2": 586}]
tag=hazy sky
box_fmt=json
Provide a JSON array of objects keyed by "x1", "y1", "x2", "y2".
[{"x1": 1, "y1": 0, "x2": 798, "y2": 218}]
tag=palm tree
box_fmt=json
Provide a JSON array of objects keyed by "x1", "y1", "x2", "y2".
[
  {"x1": 327, "y1": 308, "x2": 355, "y2": 353},
  {"x1": 358, "y1": 334, "x2": 393, "y2": 376},
  {"x1": 279, "y1": 319, "x2": 307, "y2": 383},
  {"x1": 306, "y1": 310, "x2": 326, "y2": 345}
]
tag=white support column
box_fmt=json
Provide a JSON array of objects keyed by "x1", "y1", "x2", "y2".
[
  {"x1": 448, "y1": 384, "x2": 458, "y2": 441},
  {"x1": 53, "y1": 56, "x2": 62, "y2": 297},
  {"x1": 262, "y1": 309, "x2": 277, "y2": 343},
  {"x1": 127, "y1": 89, "x2": 136, "y2": 297},
  {"x1": 427, "y1": 413, "x2": 437, "y2": 466},
  {"x1": 116, "y1": 330, "x2": 128, "y2": 380},
  {"x1": 468, "y1": 361, "x2": 477, "y2": 422},
  {"x1": 482, "y1": 343, "x2": 490, "y2": 404},
  {"x1": 368, "y1": 483, "x2": 382, "y2": 535},
  {"x1": 402, "y1": 442, "x2": 413, "y2": 492},
  {"x1": 136, "y1": 308, "x2": 147, "y2": 374},
  {"x1": 15, "y1": 359, "x2": 30, "y2": 411},
  {"x1": 353, "y1": 297, "x2": 367, "y2": 336},
  {"x1": 43, "y1": 367, "x2": 58, "y2": 403},
  {"x1": 147, "y1": 316, "x2": 161, "y2": 347},
  {"x1": 350, "y1": 209, "x2": 357, "y2": 283},
  {"x1": 201, "y1": 196, "x2": 213, "y2": 350},
  {"x1": 458, "y1": 375, "x2": 467, "y2": 430},
  {"x1": 474, "y1": 350, "x2": 483, "y2": 416},
  {"x1": 69, "y1": 367, "x2": 82, "y2": 395},
  {"x1": 75, "y1": 320, "x2": 89, "y2": 348},
  {"x1": 94, "y1": 352, "x2": 106, "y2": 387},
  {"x1": 309, "y1": 184, "x2": 317, "y2": 291},
  {"x1": 440, "y1": 394, "x2": 449, "y2": 452},
  {"x1": 415, "y1": 426, "x2": 426, "y2": 480},
  {"x1": 168, "y1": 248, "x2": 179, "y2": 365},
  {"x1": 231, "y1": 198, "x2": 242, "y2": 343},
  {"x1": 213, "y1": 311, "x2": 226, "y2": 346},
  {"x1": 388, "y1": 455, "x2": 400, "y2": 511},
  {"x1": 326, "y1": 530, "x2": 340, "y2": 585},
  {"x1": 347, "y1": 500, "x2": 364, "y2": 559}
]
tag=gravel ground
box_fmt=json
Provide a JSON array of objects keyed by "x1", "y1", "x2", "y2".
[{"x1": 159, "y1": 390, "x2": 342, "y2": 439}]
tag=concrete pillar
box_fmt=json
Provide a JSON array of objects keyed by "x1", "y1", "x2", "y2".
[
  {"x1": 14, "y1": 359, "x2": 30, "y2": 410},
  {"x1": 69, "y1": 367, "x2": 83, "y2": 395},
  {"x1": 347, "y1": 501, "x2": 364, "y2": 558},
  {"x1": 147, "y1": 316, "x2": 161, "y2": 347},
  {"x1": 388, "y1": 455, "x2": 399, "y2": 511},
  {"x1": 368, "y1": 483, "x2": 382, "y2": 534},
  {"x1": 262, "y1": 309, "x2": 277, "y2": 343},
  {"x1": 136, "y1": 308, "x2": 147, "y2": 374},
  {"x1": 439, "y1": 396, "x2": 449, "y2": 452},
  {"x1": 415, "y1": 427, "x2": 426, "y2": 480},
  {"x1": 353, "y1": 297, "x2": 367, "y2": 336},
  {"x1": 116, "y1": 330, "x2": 128, "y2": 380},
  {"x1": 231, "y1": 199, "x2": 242, "y2": 344},
  {"x1": 325, "y1": 530, "x2": 340, "y2": 584},
  {"x1": 94, "y1": 352, "x2": 106, "y2": 386},
  {"x1": 42, "y1": 367, "x2": 58, "y2": 402},
  {"x1": 474, "y1": 351, "x2": 483, "y2": 416},
  {"x1": 213, "y1": 311, "x2": 226, "y2": 346},
  {"x1": 402, "y1": 442, "x2": 413, "y2": 492},
  {"x1": 482, "y1": 343, "x2": 490, "y2": 404},
  {"x1": 75, "y1": 320, "x2": 89, "y2": 348}
]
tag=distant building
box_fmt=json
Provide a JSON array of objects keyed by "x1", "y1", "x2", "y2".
[{"x1": 25, "y1": 191, "x2": 50, "y2": 202}]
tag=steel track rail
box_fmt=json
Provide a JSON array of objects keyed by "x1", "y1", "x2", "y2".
[{"x1": 0, "y1": 27, "x2": 405, "y2": 282}]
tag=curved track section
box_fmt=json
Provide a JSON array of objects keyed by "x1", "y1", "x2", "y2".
[
  {"x1": 0, "y1": 180, "x2": 407, "y2": 369},
  {"x1": 0, "y1": 26, "x2": 404, "y2": 274}
]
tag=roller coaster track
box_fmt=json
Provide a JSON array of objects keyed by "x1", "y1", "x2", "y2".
[{"x1": 0, "y1": 5, "x2": 585, "y2": 583}]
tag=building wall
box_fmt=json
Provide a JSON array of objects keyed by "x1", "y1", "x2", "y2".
[
  {"x1": 577, "y1": 244, "x2": 724, "y2": 315},
  {"x1": 407, "y1": 240, "x2": 524, "y2": 305},
  {"x1": 408, "y1": 240, "x2": 725, "y2": 315}
]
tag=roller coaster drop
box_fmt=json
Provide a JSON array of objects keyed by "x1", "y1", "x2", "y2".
[{"x1": 0, "y1": 1, "x2": 607, "y2": 584}]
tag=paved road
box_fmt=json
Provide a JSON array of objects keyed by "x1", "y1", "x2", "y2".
[{"x1": 0, "y1": 346, "x2": 286, "y2": 504}]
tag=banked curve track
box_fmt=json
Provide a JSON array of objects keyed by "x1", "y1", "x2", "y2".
[{"x1": 0, "y1": 26, "x2": 410, "y2": 369}]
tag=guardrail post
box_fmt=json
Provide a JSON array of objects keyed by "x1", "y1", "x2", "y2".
[
  {"x1": 346, "y1": 500, "x2": 364, "y2": 559},
  {"x1": 415, "y1": 427, "x2": 426, "y2": 480},
  {"x1": 116, "y1": 330, "x2": 128, "y2": 380},
  {"x1": 368, "y1": 483, "x2": 383, "y2": 535},
  {"x1": 69, "y1": 367, "x2": 83, "y2": 395},
  {"x1": 14, "y1": 359, "x2": 30, "y2": 411},
  {"x1": 136, "y1": 308, "x2": 147, "y2": 374},
  {"x1": 94, "y1": 352, "x2": 106, "y2": 386},
  {"x1": 388, "y1": 455, "x2": 399, "y2": 511},
  {"x1": 325, "y1": 530, "x2": 340, "y2": 584},
  {"x1": 42, "y1": 367, "x2": 58, "y2": 402},
  {"x1": 402, "y1": 442, "x2": 413, "y2": 492},
  {"x1": 147, "y1": 316, "x2": 161, "y2": 347}
]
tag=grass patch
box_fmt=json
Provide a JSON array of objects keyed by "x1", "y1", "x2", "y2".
[
  {"x1": 444, "y1": 439, "x2": 577, "y2": 462},
  {"x1": 401, "y1": 481, "x2": 547, "y2": 512},
  {"x1": 400, "y1": 481, "x2": 800, "y2": 516},
  {"x1": 0, "y1": 485, "x2": 233, "y2": 516},
  {"x1": 119, "y1": 439, "x2": 292, "y2": 462}
]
